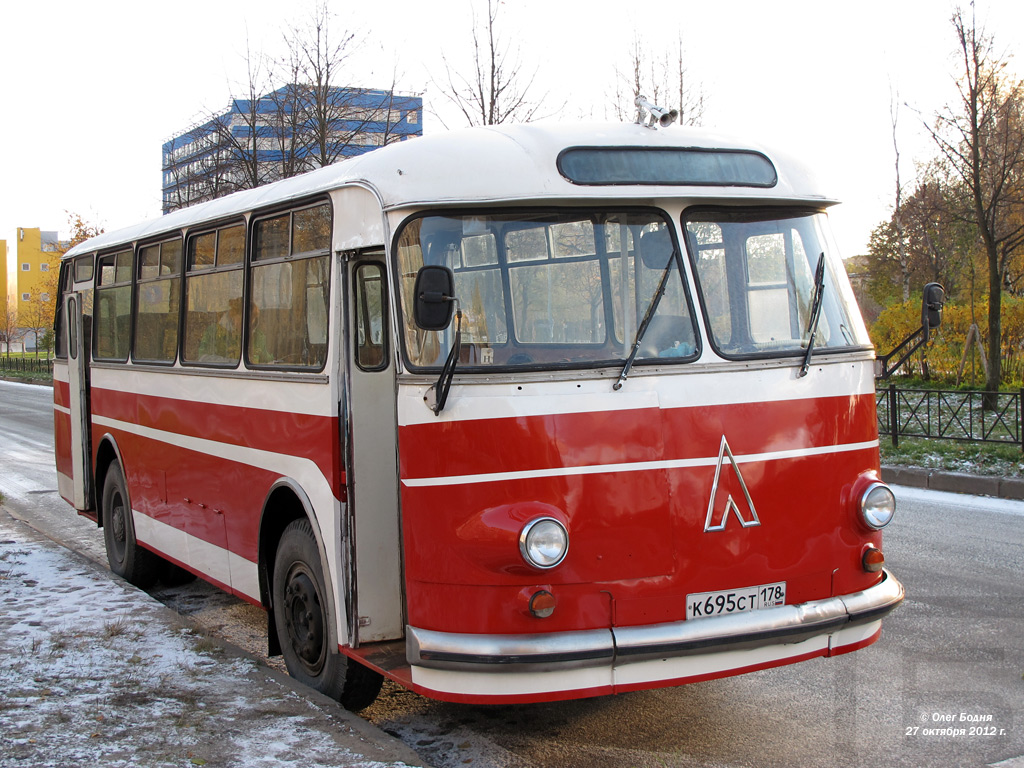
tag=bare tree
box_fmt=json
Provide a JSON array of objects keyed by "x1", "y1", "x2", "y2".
[
  {"x1": 285, "y1": 2, "x2": 361, "y2": 168},
  {"x1": 433, "y1": 0, "x2": 546, "y2": 127},
  {"x1": 924, "y1": 6, "x2": 1024, "y2": 395},
  {"x1": 163, "y1": 2, "x2": 418, "y2": 211},
  {"x1": 21, "y1": 253, "x2": 61, "y2": 359},
  {"x1": 371, "y1": 67, "x2": 412, "y2": 148},
  {"x1": 670, "y1": 34, "x2": 706, "y2": 127},
  {"x1": 890, "y1": 87, "x2": 912, "y2": 301},
  {"x1": 214, "y1": 39, "x2": 275, "y2": 192},
  {"x1": 263, "y1": 62, "x2": 308, "y2": 181},
  {"x1": 163, "y1": 119, "x2": 236, "y2": 211},
  {"x1": 1, "y1": 294, "x2": 22, "y2": 358},
  {"x1": 21, "y1": 294, "x2": 55, "y2": 359},
  {"x1": 613, "y1": 33, "x2": 706, "y2": 126}
]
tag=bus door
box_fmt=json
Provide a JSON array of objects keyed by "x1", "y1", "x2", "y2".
[
  {"x1": 63, "y1": 292, "x2": 93, "y2": 511},
  {"x1": 344, "y1": 252, "x2": 403, "y2": 645}
]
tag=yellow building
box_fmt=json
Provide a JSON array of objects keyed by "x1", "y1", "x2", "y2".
[{"x1": 15, "y1": 227, "x2": 65, "y2": 349}]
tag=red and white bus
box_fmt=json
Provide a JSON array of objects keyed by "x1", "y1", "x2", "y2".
[{"x1": 53, "y1": 120, "x2": 903, "y2": 709}]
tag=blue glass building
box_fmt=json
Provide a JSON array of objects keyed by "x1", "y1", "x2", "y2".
[{"x1": 162, "y1": 85, "x2": 423, "y2": 213}]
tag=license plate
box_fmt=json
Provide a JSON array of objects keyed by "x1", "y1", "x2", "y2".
[{"x1": 686, "y1": 581, "x2": 786, "y2": 620}]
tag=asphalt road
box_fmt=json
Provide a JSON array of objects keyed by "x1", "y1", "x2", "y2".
[{"x1": 2, "y1": 378, "x2": 1023, "y2": 768}]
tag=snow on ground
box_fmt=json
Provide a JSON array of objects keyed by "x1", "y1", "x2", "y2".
[{"x1": 0, "y1": 514, "x2": 420, "y2": 768}]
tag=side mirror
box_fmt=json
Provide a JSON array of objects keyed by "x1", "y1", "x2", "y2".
[
  {"x1": 413, "y1": 265, "x2": 456, "y2": 331},
  {"x1": 921, "y1": 282, "x2": 945, "y2": 340},
  {"x1": 638, "y1": 227, "x2": 675, "y2": 270}
]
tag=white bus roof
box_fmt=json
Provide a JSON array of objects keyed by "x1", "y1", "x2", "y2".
[{"x1": 65, "y1": 122, "x2": 834, "y2": 259}]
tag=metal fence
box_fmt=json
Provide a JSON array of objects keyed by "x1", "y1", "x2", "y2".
[
  {"x1": 0, "y1": 357, "x2": 53, "y2": 377},
  {"x1": 876, "y1": 385, "x2": 1024, "y2": 449}
]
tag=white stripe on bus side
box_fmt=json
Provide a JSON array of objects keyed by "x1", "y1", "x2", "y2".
[{"x1": 399, "y1": 439, "x2": 879, "y2": 488}]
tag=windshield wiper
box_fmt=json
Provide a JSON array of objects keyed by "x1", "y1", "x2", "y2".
[
  {"x1": 798, "y1": 252, "x2": 826, "y2": 378},
  {"x1": 431, "y1": 306, "x2": 462, "y2": 415},
  {"x1": 613, "y1": 262, "x2": 674, "y2": 391}
]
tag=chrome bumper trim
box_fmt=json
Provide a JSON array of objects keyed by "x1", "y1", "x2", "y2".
[{"x1": 408, "y1": 570, "x2": 903, "y2": 671}]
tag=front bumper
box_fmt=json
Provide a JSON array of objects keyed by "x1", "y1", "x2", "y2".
[{"x1": 408, "y1": 569, "x2": 904, "y2": 671}]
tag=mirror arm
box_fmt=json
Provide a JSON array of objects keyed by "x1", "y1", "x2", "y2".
[
  {"x1": 876, "y1": 282, "x2": 944, "y2": 380},
  {"x1": 875, "y1": 327, "x2": 926, "y2": 380}
]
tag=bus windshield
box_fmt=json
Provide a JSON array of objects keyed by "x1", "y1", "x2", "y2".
[
  {"x1": 396, "y1": 210, "x2": 700, "y2": 371},
  {"x1": 684, "y1": 208, "x2": 870, "y2": 359}
]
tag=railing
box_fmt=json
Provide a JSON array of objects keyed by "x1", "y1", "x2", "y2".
[
  {"x1": 876, "y1": 385, "x2": 1024, "y2": 449},
  {"x1": 0, "y1": 357, "x2": 53, "y2": 377}
]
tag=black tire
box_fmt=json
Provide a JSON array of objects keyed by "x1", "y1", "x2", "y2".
[
  {"x1": 102, "y1": 461, "x2": 160, "y2": 589},
  {"x1": 272, "y1": 519, "x2": 383, "y2": 710}
]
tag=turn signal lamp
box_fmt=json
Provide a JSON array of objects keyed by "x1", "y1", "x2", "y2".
[
  {"x1": 862, "y1": 547, "x2": 885, "y2": 573},
  {"x1": 528, "y1": 590, "x2": 557, "y2": 618}
]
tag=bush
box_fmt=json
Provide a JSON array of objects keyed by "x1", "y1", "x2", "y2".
[{"x1": 871, "y1": 297, "x2": 1024, "y2": 388}]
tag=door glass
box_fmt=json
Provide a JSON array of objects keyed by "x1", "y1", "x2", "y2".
[
  {"x1": 354, "y1": 262, "x2": 387, "y2": 371},
  {"x1": 68, "y1": 296, "x2": 79, "y2": 360}
]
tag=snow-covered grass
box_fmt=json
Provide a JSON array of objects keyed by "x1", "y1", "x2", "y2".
[
  {"x1": 0, "y1": 531, "x2": 235, "y2": 765},
  {"x1": 0, "y1": 518, "x2": 417, "y2": 768},
  {"x1": 880, "y1": 436, "x2": 1024, "y2": 477}
]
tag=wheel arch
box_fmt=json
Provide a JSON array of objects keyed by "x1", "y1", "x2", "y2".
[
  {"x1": 258, "y1": 478, "x2": 342, "y2": 657},
  {"x1": 93, "y1": 434, "x2": 127, "y2": 529}
]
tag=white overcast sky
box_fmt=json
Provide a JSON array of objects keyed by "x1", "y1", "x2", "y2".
[{"x1": 2, "y1": 0, "x2": 1023, "y2": 261}]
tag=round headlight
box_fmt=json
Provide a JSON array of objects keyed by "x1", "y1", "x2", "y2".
[
  {"x1": 861, "y1": 483, "x2": 896, "y2": 529},
  {"x1": 519, "y1": 518, "x2": 569, "y2": 569}
]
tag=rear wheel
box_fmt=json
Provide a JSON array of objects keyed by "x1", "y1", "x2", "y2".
[
  {"x1": 102, "y1": 461, "x2": 160, "y2": 589},
  {"x1": 272, "y1": 519, "x2": 382, "y2": 710}
]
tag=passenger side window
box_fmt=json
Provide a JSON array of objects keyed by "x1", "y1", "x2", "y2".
[
  {"x1": 94, "y1": 249, "x2": 133, "y2": 361},
  {"x1": 134, "y1": 239, "x2": 182, "y2": 363},
  {"x1": 183, "y1": 225, "x2": 245, "y2": 366}
]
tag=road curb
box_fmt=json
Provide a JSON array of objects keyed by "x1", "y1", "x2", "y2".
[
  {"x1": 0, "y1": 375, "x2": 52, "y2": 387},
  {"x1": 881, "y1": 465, "x2": 1024, "y2": 501}
]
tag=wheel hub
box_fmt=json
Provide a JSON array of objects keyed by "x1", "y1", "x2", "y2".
[
  {"x1": 109, "y1": 494, "x2": 127, "y2": 560},
  {"x1": 284, "y1": 571, "x2": 325, "y2": 672}
]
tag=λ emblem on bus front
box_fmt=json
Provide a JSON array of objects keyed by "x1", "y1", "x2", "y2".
[{"x1": 704, "y1": 436, "x2": 760, "y2": 532}]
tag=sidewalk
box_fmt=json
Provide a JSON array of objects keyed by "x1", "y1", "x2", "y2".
[
  {"x1": 881, "y1": 465, "x2": 1024, "y2": 500},
  {"x1": 0, "y1": 508, "x2": 429, "y2": 768}
]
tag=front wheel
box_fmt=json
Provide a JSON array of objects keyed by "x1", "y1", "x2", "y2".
[
  {"x1": 102, "y1": 461, "x2": 160, "y2": 589},
  {"x1": 272, "y1": 519, "x2": 382, "y2": 710}
]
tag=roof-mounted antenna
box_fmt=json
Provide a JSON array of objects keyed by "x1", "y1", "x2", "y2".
[{"x1": 635, "y1": 96, "x2": 678, "y2": 130}]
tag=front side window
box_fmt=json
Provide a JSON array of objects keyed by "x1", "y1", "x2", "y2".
[
  {"x1": 249, "y1": 203, "x2": 331, "y2": 369},
  {"x1": 684, "y1": 209, "x2": 869, "y2": 359},
  {"x1": 54, "y1": 262, "x2": 72, "y2": 360},
  {"x1": 395, "y1": 210, "x2": 699, "y2": 371}
]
